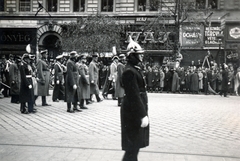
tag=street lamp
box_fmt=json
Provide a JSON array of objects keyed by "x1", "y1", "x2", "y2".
[{"x1": 216, "y1": 33, "x2": 224, "y2": 65}]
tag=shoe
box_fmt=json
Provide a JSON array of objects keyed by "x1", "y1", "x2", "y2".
[
  {"x1": 33, "y1": 108, "x2": 37, "y2": 111},
  {"x1": 73, "y1": 108, "x2": 82, "y2": 112},
  {"x1": 97, "y1": 99, "x2": 103, "y2": 102},
  {"x1": 86, "y1": 101, "x2": 92, "y2": 105},
  {"x1": 21, "y1": 111, "x2": 29, "y2": 114},
  {"x1": 29, "y1": 111, "x2": 37, "y2": 114},
  {"x1": 112, "y1": 97, "x2": 117, "y2": 100},
  {"x1": 102, "y1": 94, "x2": 108, "y2": 99},
  {"x1": 80, "y1": 106, "x2": 88, "y2": 109},
  {"x1": 67, "y1": 109, "x2": 75, "y2": 113},
  {"x1": 42, "y1": 103, "x2": 51, "y2": 106},
  {"x1": 118, "y1": 103, "x2": 121, "y2": 107},
  {"x1": 53, "y1": 100, "x2": 59, "y2": 102}
]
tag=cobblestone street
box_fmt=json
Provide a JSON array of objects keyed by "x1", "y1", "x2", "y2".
[{"x1": 1, "y1": 91, "x2": 240, "y2": 161}]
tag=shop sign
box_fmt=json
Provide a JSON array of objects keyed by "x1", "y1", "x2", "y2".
[
  {"x1": 126, "y1": 31, "x2": 170, "y2": 44},
  {"x1": 204, "y1": 25, "x2": 221, "y2": 46},
  {"x1": 0, "y1": 28, "x2": 36, "y2": 45},
  {"x1": 181, "y1": 24, "x2": 204, "y2": 48},
  {"x1": 225, "y1": 42, "x2": 240, "y2": 50},
  {"x1": 226, "y1": 25, "x2": 240, "y2": 41}
]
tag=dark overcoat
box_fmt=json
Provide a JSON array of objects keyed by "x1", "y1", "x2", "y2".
[
  {"x1": 19, "y1": 62, "x2": 34, "y2": 103},
  {"x1": 190, "y1": 72, "x2": 199, "y2": 92},
  {"x1": 172, "y1": 71, "x2": 179, "y2": 92},
  {"x1": 89, "y1": 60, "x2": 100, "y2": 95},
  {"x1": 222, "y1": 69, "x2": 229, "y2": 91},
  {"x1": 9, "y1": 63, "x2": 21, "y2": 95},
  {"x1": 65, "y1": 59, "x2": 79, "y2": 103},
  {"x1": 77, "y1": 62, "x2": 90, "y2": 100},
  {"x1": 121, "y1": 64, "x2": 149, "y2": 151},
  {"x1": 36, "y1": 59, "x2": 50, "y2": 96},
  {"x1": 115, "y1": 62, "x2": 125, "y2": 98},
  {"x1": 52, "y1": 62, "x2": 65, "y2": 101}
]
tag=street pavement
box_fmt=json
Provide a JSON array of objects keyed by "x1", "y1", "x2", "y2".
[{"x1": 0, "y1": 91, "x2": 240, "y2": 161}]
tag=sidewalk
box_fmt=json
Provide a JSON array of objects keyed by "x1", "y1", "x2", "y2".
[{"x1": 1, "y1": 91, "x2": 240, "y2": 161}]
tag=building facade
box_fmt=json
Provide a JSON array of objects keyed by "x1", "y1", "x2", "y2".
[{"x1": 0, "y1": 0, "x2": 239, "y2": 68}]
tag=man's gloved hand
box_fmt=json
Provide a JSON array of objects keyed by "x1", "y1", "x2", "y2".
[
  {"x1": 56, "y1": 80, "x2": 60, "y2": 84},
  {"x1": 73, "y1": 84, "x2": 77, "y2": 89},
  {"x1": 28, "y1": 85, "x2": 32, "y2": 89},
  {"x1": 141, "y1": 116, "x2": 149, "y2": 128},
  {"x1": 91, "y1": 80, "x2": 94, "y2": 84}
]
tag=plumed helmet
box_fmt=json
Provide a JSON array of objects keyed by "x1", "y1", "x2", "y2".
[
  {"x1": 126, "y1": 36, "x2": 144, "y2": 56},
  {"x1": 21, "y1": 53, "x2": 30, "y2": 60}
]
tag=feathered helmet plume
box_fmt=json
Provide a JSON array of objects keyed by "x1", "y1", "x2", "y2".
[{"x1": 126, "y1": 36, "x2": 144, "y2": 56}]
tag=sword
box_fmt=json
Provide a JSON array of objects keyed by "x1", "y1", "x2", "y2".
[{"x1": 0, "y1": 81, "x2": 11, "y2": 89}]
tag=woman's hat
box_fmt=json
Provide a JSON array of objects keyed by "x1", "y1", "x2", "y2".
[
  {"x1": 92, "y1": 52, "x2": 99, "y2": 57},
  {"x1": 79, "y1": 54, "x2": 87, "y2": 60},
  {"x1": 126, "y1": 36, "x2": 144, "y2": 56}
]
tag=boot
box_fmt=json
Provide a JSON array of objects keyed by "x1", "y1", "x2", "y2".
[
  {"x1": 96, "y1": 94, "x2": 102, "y2": 102},
  {"x1": 67, "y1": 103, "x2": 74, "y2": 113}
]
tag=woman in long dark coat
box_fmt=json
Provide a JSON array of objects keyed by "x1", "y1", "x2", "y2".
[
  {"x1": 219, "y1": 63, "x2": 229, "y2": 97},
  {"x1": 121, "y1": 37, "x2": 149, "y2": 161}
]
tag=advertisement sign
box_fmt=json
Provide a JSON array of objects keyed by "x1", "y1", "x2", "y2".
[
  {"x1": 0, "y1": 28, "x2": 36, "y2": 45},
  {"x1": 181, "y1": 24, "x2": 204, "y2": 48},
  {"x1": 204, "y1": 24, "x2": 221, "y2": 47},
  {"x1": 227, "y1": 26, "x2": 240, "y2": 40}
]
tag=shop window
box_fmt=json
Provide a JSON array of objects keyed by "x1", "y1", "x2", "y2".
[
  {"x1": 47, "y1": 0, "x2": 57, "y2": 12},
  {"x1": 101, "y1": 0, "x2": 113, "y2": 12},
  {"x1": 0, "y1": 0, "x2": 4, "y2": 11},
  {"x1": 19, "y1": 0, "x2": 31, "y2": 12},
  {"x1": 73, "y1": 0, "x2": 85, "y2": 12},
  {"x1": 138, "y1": 0, "x2": 146, "y2": 11}
]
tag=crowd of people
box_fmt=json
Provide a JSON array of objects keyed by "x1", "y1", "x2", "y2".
[{"x1": 1, "y1": 49, "x2": 240, "y2": 114}]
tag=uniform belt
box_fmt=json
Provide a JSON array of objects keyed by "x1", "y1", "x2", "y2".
[{"x1": 26, "y1": 75, "x2": 32, "y2": 78}]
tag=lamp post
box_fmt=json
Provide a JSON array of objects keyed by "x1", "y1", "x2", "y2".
[{"x1": 216, "y1": 33, "x2": 224, "y2": 66}]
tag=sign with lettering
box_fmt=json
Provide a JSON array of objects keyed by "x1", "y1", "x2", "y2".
[
  {"x1": 204, "y1": 24, "x2": 221, "y2": 47},
  {"x1": 0, "y1": 28, "x2": 36, "y2": 45},
  {"x1": 181, "y1": 24, "x2": 204, "y2": 48},
  {"x1": 226, "y1": 25, "x2": 240, "y2": 41}
]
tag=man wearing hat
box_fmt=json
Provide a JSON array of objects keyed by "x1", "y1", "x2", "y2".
[
  {"x1": 121, "y1": 36, "x2": 149, "y2": 161},
  {"x1": 76, "y1": 54, "x2": 90, "y2": 109},
  {"x1": 115, "y1": 54, "x2": 126, "y2": 106},
  {"x1": 109, "y1": 55, "x2": 119, "y2": 100},
  {"x1": 19, "y1": 54, "x2": 35, "y2": 114},
  {"x1": 36, "y1": 50, "x2": 51, "y2": 106},
  {"x1": 65, "y1": 51, "x2": 82, "y2": 112},
  {"x1": 9, "y1": 56, "x2": 22, "y2": 103},
  {"x1": 52, "y1": 54, "x2": 65, "y2": 102},
  {"x1": 219, "y1": 63, "x2": 229, "y2": 97},
  {"x1": 89, "y1": 52, "x2": 102, "y2": 102}
]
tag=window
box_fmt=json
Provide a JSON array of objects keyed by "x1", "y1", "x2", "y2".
[
  {"x1": 196, "y1": 0, "x2": 218, "y2": 9},
  {"x1": 101, "y1": 0, "x2": 113, "y2": 12},
  {"x1": 19, "y1": 0, "x2": 31, "y2": 12},
  {"x1": 73, "y1": 0, "x2": 85, "y2": 12},
  {"x1": 149, "y1": 0, "x2": 160, "y2": 11},
  {"x1": 138, "y1": 0, "x2": 146, "y2": 11},
  {"x1": 47, "y1": 0, "x2": 57, "y2": 12},
  {"x1": 208, "y1": 0, "x2": 217, "y2": 9},
  {"x1": 0, "y1": 0, "x2": 4, "y2": 11}
]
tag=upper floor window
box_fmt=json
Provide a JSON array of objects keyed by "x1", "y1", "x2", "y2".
[
  {"x1": 101, "y1": 0, "x2": 113, "y2": 12},
  {"x1": 73, "y1": 0, "x2": 85, "y2": 12},
  {"x1": 138, "y1": 0, "x2": 146, "y2": 11},
  {"x1": 47, "y1": 0, "x2": 57, "y2": 12},
  {"x1": 19, "y1": 0, "x2": 31, "y2": 12},
  {"x1": 196, "y1": 0, "x2": 218, "y2": 9},
  {"x1": 0, "y1": 0, "x2": 4, "y2": 11}
]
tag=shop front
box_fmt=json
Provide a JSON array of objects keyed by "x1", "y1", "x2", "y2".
[{"x1": 0, "y1": 28, "x2": 37, "y2": 58}]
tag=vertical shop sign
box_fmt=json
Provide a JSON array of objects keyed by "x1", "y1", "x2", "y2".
[{"x1": 181, "y1": 24, "x2": 204, "y2": 48}]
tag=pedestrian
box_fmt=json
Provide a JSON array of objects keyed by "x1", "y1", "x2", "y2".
[
  {"x1": 109, "y1": 55, "x2": 119, "y2": 100},
  {"x1": 164, "y1": 66, "x2": 172, "y2": 93},
  {"x1": 89, "y1": 52, "x2": 102, "y2": 102},
  {"x1": 171, "y1": 68, "x2": 179, "y2": 93},
  {"x1": 152, "y1": 67, "x2": 160, "y2": 93},
  {"x1": 19, "y1": 54, "x2": 36, "y2": 114},
  {"x1": 115, "y1": 54, "x2": 126, "y2": 106},
  {"x1": 190, "y1": 67, "x2": 199, "y2": 94},
  {"x1": 121, "y1": 37, "x2": 149, "y2": 161},
  {"x1": 219, "y1": 63, "x2": 229, "y2": 97},
  {"x1": 198, "y1": 68, "x2": 203, "y2": 93},
  {"x1": 65, "y1": 51, "x2": 82, "y2": 113},
  {"x1": 159, "y1": 67, "x2": 165, "y2": 93},
  {"x1": 9, "y1": 56, "x2": 21, "y2": 103},
  {"x1": 77, "y1": 54, "x2": 90, "y2": 109},
  {"x1": 36, "y1": 50, "x2": 51, "y2": 106},
  {"x1": 52, "y1": 54, "x2": 65, "y2": 102},
  {"x1": 146, "y1": 66, "x2": 153, "y2": 92}
]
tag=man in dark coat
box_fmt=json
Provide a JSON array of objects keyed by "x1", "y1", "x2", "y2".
[
  {"x1": 19, "y1": 54, "x2": 36, "y2": 114},
  {"x1": 164, "y1": 66, "x2": 172, "y2": 93},
  {"x1": 36, "y1": 50, "x2": 51, "y2": 106},
  {"x1": 65, "y1": 51, "x2": 82, "y2": 113},
  {"x1": 52, "y1": 54, "x2": 65, "y2": 102},
  {"x1": 9, "y1": 56, "x2": 21, "y2": 103},
  {"x1": 89, "y1": 53, "x2": 102, "y2": 102},
  {"x1": 219, "y1": 63, "x2": 229, "y2": 97},
  {"x1": 121, "y1": 37, "x2": 149, "y2": 161}
]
